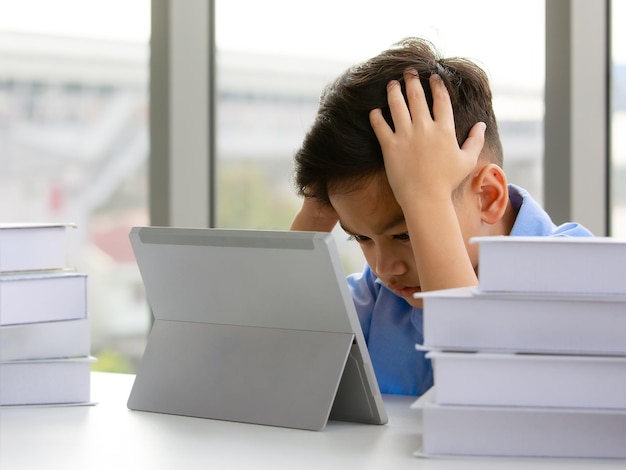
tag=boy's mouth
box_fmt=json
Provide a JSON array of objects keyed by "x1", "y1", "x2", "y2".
[{"x1": 390, "y1": 285, "x2": 421, "y2": 298}]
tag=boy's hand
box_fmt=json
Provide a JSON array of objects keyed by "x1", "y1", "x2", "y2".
[
  {"x1": 369, "y1": 69, "x2": 486, "y2": 207},
  {"x1": 290, "y1": 196, "x2": 339, "y2": 232}
]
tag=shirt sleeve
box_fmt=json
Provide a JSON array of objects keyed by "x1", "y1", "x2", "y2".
[{"x1": 346, "y1": 264, "x2": 381, "y2": 341}]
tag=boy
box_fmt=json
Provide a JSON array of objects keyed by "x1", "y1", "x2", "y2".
[{"x1": 290, "y1": 37, "x2": 593, "y2": 396}]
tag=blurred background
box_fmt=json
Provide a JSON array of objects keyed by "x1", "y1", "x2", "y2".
[{"x1": 0, "y1": 0, "x2": 624, "y2": 372}]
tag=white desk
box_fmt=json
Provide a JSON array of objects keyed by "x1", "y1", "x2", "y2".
[{"x1": 1, "y1": 372, "x2": 624, "y2": 470}]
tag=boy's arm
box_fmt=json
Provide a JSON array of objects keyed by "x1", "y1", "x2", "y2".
[
  {"x1": 290, "y1": 196, "x2": 339, "y2": 232},
  {"x1": 369, "y1": 70, "x2": 485, "y2": 292}
]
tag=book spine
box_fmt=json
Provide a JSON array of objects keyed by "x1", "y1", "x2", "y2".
[{"x1": 0, "y1": 223, "x2": 91, "y2": 406}]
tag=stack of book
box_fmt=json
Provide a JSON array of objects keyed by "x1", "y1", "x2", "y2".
[
  {"x1": 413, "y1": 236, "x2": 626, "y2": 459},
  {"x1": 0, "y1": 223, "x2": 93, "y2": 406}
]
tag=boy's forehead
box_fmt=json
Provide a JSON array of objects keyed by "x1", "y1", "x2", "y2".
[
  {"x1": 337, "y1": 202, "x2": 407, "y2": 236},
  {"x1": 329, "y1": 175, "x2": 407, "y2": 235},
  {"x1": 347, "y1": 212, "x2": 407, "y2": 236},
  {"x1": 327, "y1": 171, "x2": 392, "y2": 201}
]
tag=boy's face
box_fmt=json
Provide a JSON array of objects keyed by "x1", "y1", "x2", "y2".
[{"x1": 329, "y1": 173, "x2": 480, "y2": 308}]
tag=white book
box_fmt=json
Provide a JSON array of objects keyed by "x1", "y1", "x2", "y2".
[
  {"x1": 412, "y1": 388, "x2": 626, "y2": 459},
  {"x1": 0, "y1": 318, "x2": 91, "y2": 361},
  {"x1": 472, "y1": 236, "x2": 626, "y2": 295},
  {"x1": 420, "y1": 286, "x2": 626, "y2": 354},
  {"x1": 0, "y1": 272, "x2": 87, "y2": 326},
  {"x1": 427, "y1": 350, "x2": 626, "y2": 409},
  {"x1": 0, "y1": 357, "x2": 93, "y2": 406},
  {"x1": 0, "y1": 223, "x2": 74, "y2": 273}
]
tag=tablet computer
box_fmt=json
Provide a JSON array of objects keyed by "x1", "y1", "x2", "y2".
[{"x1": 127, "y1": 227, "x2": 387, "y2": 431}]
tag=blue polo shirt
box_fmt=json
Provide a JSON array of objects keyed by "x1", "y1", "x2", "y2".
[{"x1": 346, "y1": 184, "x2": 594, "y2": 396}]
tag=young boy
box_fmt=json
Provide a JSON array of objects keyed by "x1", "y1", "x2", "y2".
[{"x1": 290, "y1": 37, "x2": 593, "y2": 396}]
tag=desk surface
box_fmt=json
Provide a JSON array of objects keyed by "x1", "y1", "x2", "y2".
[{"x1": 1, "y1": 372, "x2": 624, "y2": 470}]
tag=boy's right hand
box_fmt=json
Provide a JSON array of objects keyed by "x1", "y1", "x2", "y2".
[{"x1": 290, "y1": 196, "x2": 339, "y2": 233}]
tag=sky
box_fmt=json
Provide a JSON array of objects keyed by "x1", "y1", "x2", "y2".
[
  {"x1": 215, "y1": 0, "x2": 546, "y2": 89},
  {"x1": 0, "y1": 0, "x2": 543, "y2": 89},
  {"x1": 0, "y1": 0, "x2": 150, "y2": 42},
  {"x1": 0, "y1": 0, "x2": 623, "y2": 89}
]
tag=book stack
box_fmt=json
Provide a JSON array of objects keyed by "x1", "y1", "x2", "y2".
[
  {"x1": 0, "y1": 223, "x2": 93, "y2": 406},
  {"x1": 413, "y1": 236, "x2": 626, "y2": 459}
]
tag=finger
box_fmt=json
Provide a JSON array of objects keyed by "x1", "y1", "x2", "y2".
[
  {"x1": 369, "y1": 108, "x2": 395, "y2": 143},
  {"x1": 386, "y1": 79, "x2": 413, "y2": 134},
  {"x1": 460, "y1": 121, "x2": 487, "y2": 159},
  {"x1": 429, "y1": 74, "x2": 455, "y2": 129},
  {"x1": 403, "y1": 68, "x2": 431, "y2": 125}
]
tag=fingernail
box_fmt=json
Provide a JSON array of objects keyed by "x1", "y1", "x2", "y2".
[{"x1": 387, "y1": 79, "x2": 400, "y2": 90}]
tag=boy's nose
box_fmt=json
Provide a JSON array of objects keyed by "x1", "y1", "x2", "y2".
[{"x1": 375, "y1": 247, "x2": 407, "y2": 277}]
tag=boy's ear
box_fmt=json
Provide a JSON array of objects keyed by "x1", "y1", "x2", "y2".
[{"x1": 471, "y1": 164, "x2": 509, "y2": 224}]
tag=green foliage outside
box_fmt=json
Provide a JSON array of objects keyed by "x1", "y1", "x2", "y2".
[
  {"x1": 217, "y1": 160, "x2": 365, "y2": 275},
  {"x1": 217, "y1": 161, "x2": 300, "y2": 230},
  {"x1": 92, "y1": 350, "x2": 135, "y2": 374}
]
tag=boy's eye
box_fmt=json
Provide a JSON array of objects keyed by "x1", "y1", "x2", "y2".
[
  {"x1": 347, "y1": 234, "x2": 371, "y2": 243},
  {"x1": 347, "y1": 233, "x2": 409, "y2": 243}
]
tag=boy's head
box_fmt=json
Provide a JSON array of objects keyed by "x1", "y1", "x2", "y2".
[
  {"x1": 294, "y1": 37, "x2": 503, "y2": 203},
  {"x1": 293, "y1": 37, "x2": 512, "y2": 306}
]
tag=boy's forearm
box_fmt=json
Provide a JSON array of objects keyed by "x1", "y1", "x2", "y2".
[
  {"x1": 290, "y1": 211, "x2": 335, "y2": 232},
  {"x1": 405, "y1": 198, "x2": 478, "y2": 292},
  {"x1": 290, "y1": 198, "x2": 338, "y2": 232}
]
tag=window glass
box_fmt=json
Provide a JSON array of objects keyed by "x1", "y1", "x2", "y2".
[
  {"x1": 611, "y1": 0, "x2": 626, "y2": 237},
  {"x1": 0, "y1": 0, "x2": 150, "y2": 372},
  {"x1": 215, "y1": 0, "x2": 545, "y2": 274}
]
